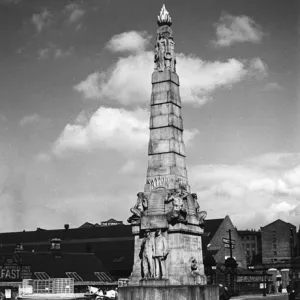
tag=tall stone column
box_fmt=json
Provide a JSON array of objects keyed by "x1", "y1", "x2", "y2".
[{"x1": 123, "y1": 6, "x2": 215, "y2": 298}]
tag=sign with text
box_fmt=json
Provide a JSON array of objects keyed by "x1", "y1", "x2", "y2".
[
  {"x1": 0, "y1": 265, "x2": 32, "y2": 281},
  {"x1": 222, "y1": 238, "x2": 236, "y2": 245}
]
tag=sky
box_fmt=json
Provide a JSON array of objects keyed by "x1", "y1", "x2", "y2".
[{"x1": 0, "y1": 0, "x2": 299, "y2": 232}]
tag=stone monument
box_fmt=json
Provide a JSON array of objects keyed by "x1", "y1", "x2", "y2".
[{"x1": 119, "y1": 5, "x2": 218, "y2": 300}]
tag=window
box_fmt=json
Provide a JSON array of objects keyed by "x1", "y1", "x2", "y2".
[
  {"x1": 246, "y1": 236, "x2": 249, "y2": 240},
  {"x1": 273, "y1": 244, "x2": 277, "y2": 249},
  {"x1": 272, "y1": 231, "x2": 276, "y2": 236},
  {"x1": 34, "y1": 272, "x2": 50, "y2": 280},
  {"x1": 94, "y1": 272, "x2": 112, "y2": 282},
  {"x1": 273, "y1": 251, "x2": 277, "y2": 256},
  {"x1": 66, "y1": 272, "x2": 83, "y2": 281},
  {"x1": 246, "y1": 243, "x2": 249, "y2": 248},
  {"x1": 273, "y1": 238, "x2": 277, "y2": 243}
]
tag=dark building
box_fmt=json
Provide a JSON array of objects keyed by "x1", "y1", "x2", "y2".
[
  {"x1": 261, "y1": 219, "x2": 297, "y2": 265},
  {"x1": 238, "y1": 230, "x2": 262, "y2": 266},
  {"x1": 0, "y1": 222, "x2": 134, "y2": 279},
  {"x1": 0, "y1": 238, "x2": 113, "y2": 298}
]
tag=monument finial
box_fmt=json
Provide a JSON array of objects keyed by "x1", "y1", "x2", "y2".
[{"x1": 157, "y1": 4, "x2": 172, "y2": 26}]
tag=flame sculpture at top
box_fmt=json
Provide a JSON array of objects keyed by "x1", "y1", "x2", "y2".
[{"x1": 157, "y1": 4, "x2": 172, "y2": 26}]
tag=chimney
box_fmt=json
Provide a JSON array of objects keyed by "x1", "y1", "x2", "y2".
[{"x1": 64, "y1": 224, "x2": 69, "y2": 230}]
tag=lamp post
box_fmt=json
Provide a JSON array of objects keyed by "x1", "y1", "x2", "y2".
[{"x1": 262, "y1": 267, "x2": 267, "y2": 297}]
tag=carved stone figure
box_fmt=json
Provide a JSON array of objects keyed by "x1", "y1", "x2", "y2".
[
  {"x1": 127, "y1": 192, "x2": 148, "y2": 224},
  {"x1": 154, "y1": 34, "x2": 176, "y2": 73},
  {"x1": 192, "y1": 193, "x2": 207, "y2": 228},
  {"x1": 140, "y1": 230, "x2": 155, "y2": 279},
  {"x1": 190, "y1": 257, "x2": 201, "y2": 276},
  {"x1": 153, "y1": 229, "x2": 168, "y2": 279},
  {"x1": 165, "y1": 188, "x2": 188, "y2": 224}
]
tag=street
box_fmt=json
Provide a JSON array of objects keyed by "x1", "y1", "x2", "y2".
[{"x1": 232, "y1": 294, "x2": 289, "y2": 300}]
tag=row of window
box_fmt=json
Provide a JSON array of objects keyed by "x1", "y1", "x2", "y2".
[
  {"x1": 34, "y1": 272, "x2": 112, "y2": 281},
  {"x1": 241, "y1": 236, "x2": 256, "y2": 241}
]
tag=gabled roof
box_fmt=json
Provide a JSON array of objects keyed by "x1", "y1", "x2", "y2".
[
  {"x1": 204, "y1": 218, "x2": 224, "y2": 237},
  {"x1": 202, "y1": 218, "x2": 224, "y2": 255},
  {"x1": 261, "y1": 219, "x2": 296, "y2": 230}
]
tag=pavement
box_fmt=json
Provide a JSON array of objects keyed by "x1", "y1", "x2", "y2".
[{"x1": 231, "y1": 294, "x2": 288, "y2": 300}]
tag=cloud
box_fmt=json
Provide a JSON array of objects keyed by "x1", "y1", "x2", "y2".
[
  {"x1": 74, "y1": 51, "x2": 153, "y2": 104},
  {"x1": 106, "y1": 31, "x2": 152, "y2": 53},
  {"x1": 53, "y1": 106, "x2": 198, "y2": 157},
  {"x1": 261, "y1": 82, "x2": 283, "y2": 92},
  {"x1": 189, "y1": 152, "x2": 300, "y2": 228},
  {"x1": 65, "y1": 3, "x2": 85, "y2": 24},
  {"x1": 0, "y1": 0, "x2": 22, "y2": 5},
  {"x1": 19, "y1": 113, "x2": 40, "y2": 126},
  {"x1": 213, "y1": 13, "x2": 264, "y2": 47},
  {"x1": 53, "y1": 107, "x2": 149, "y2": 156},
  {"x1": 75, "y1": 31, "x2": 268, "y2": 106},
  {"x1": 32, "y1": 9, "x2": 52, "y2": 33},
  {"x1": 37, "y1": 45, "x2": 73, "y2": 60},
  {"x1": 35, "y1": 153, "x2": 51, "y2": 163}
]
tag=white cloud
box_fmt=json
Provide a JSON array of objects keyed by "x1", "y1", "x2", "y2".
[
  {"x1": 19, "y1": 113, "x2": 40, "y2": 126},
  {"x1": 65, "y1": 3, "x2": 85, "y2": 24},
  {"x1": 106, "y1": 31, "x2": 151, "y2": 53},
  {"x1": 35, "y1": 153, "x2": 51, "y2": 163},
  {"x1": 75, "y1": 31, "x2": 267, "y2": 106},
  {"x1": 262, "y1": 82, "x2": 283, "y2": 92},
  {"x1": 53, "y1": 106, "x2": 198, "y2": 157},
  {"x1": 53, "y1": 107, "x2": 149, "y2": 156},
  {"x1": 32, "y1": 9, "x2": 51, "y2": 33},
  {"x1": 213, "y1": 13, "x2": 264, "y2": 47},
  {"x1": 189, "y1": 153, "x2": 300, "y2": 228},
  {"x1": 248, "y1": 57, "x2": 268, "y2": 79},
  {"x1": 37, "y1": 45, "x2": 73, "y2": 60}
]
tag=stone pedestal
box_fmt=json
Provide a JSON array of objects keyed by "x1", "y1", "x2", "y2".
[{"x1": 118, "y1": 285, "x2": 219, "y2": 300}]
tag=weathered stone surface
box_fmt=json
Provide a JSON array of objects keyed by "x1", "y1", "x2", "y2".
[
  {"x1": 141, "y1": 215, "x2": 168, "y2": 229},
  {"x1": 118, "y1": 285, "x2": 219, "y2": 300},
  {"x1": 151, "y1": 91, "x2": 181, "y2": 107},
  {"x1": 150, "y1": 114, "x2": 183, "y2": 130},
  {"x1": 150, "y1": 127, "x2": 183, "y2": 141},
  {"x1": 152, "y1": 70, "x2": 179, "y2": 85}
]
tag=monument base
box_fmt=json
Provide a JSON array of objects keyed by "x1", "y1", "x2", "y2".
[{"x1": 118, "y1": 284, "x2": 219, "y2": 300}]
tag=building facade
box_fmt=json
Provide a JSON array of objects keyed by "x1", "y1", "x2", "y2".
[
  {"x1": 261, "y1": 219, "x2": 297, "y2": 265},
  {"x1": 238, "y1": 230, "x2": 262, "y2": 266}
]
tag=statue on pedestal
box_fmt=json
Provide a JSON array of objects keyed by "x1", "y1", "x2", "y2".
[
  {"x1": 127, "y1": 192, "x2": 148, "y2": 225},
  {"x1": 165, "y1": 188, "x2": 188, "y2": 224},
  {"x1": 192, "y1": 193, "x2": 207, "y2": 228},
  {"x1": 153, "y1": 229, "x2": 168, "y2": 279},
  {"x1": 140, "y1": 230, "x2": 155, "y2": 279}
]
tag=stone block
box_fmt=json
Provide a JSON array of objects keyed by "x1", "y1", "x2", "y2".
[
  {"x1": 149, "y1": 114, "x2": 183, "y2": 130},
  {"x1": 118, "y1": 285, "x2": 219, "y2": 300},
  {"x1": 141, "y1": 215, "x2": 168, "y2": 229},
  {"x1": 148, "y1": 139, "x2": 185, "y2": 156},
  {"x1": 152, "y1": 81, "x2": 178, "y2": 94},
  {"x1": 151, "y1": 91, "x2": 182, "y2": 107},
  {"x1": 150, "y1": 103, "x2": 181, "y2": 118},
  {"x1": 152, "y1": 70, "x2": 179, "y2": 85},
  {"x1": 150, "y1": 127, "x2": 183, "y2": 141}
]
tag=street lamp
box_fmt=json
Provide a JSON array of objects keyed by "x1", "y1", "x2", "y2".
[{"x1": 262, "y1": 267, "x2": 267, "y2": 297}]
